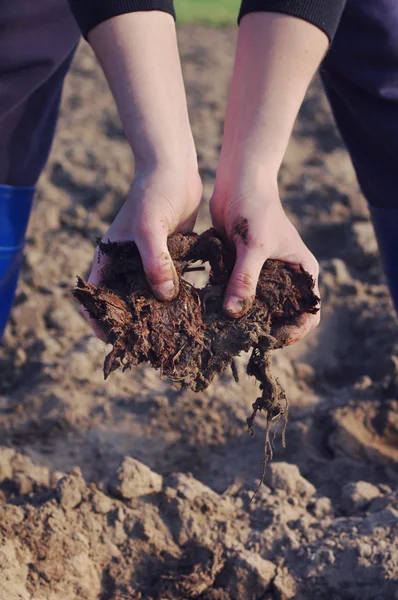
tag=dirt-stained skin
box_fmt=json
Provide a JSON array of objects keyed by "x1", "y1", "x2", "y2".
[
  {"x1": 232, "y1": 217, "x2": 249, "y2": 246},
  {"x1": 227, "y1": 295, "x2": 255, "y2": 317}
]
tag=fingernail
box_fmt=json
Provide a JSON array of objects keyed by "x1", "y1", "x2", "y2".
[
  {"x1": 154, "y1": 280, "x2": 176, "y2": 301},
  {"x1": 224, "y1": 295, "x2": 247, "y2": 317}
]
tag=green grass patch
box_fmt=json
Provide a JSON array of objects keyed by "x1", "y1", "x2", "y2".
[{"x1": 175, "y1": 0, "x2": 240, "y2": 25}]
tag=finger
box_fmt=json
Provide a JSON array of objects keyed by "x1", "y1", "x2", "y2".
[
  {"x1": 224, "y1": 244, "x2": 266, "y2": 318},
  {"x1": 272, "y1": 253, "x2": 321, "y2": 346},
  {"x1": 296, "y1": 252, "x2": 320, "y2": 298},
  {"x1": 81, "y1": 246, "x2": 109, "y2": 342},
  {"x1": 272, "y1": 311, "x2": 321, "y2": 347},
  {"x1": 135, "y1": 226, "x2": 179, "y2": 301},
  {"x1": 88, "y1": 244, "x2": 109, "y2": 287}
]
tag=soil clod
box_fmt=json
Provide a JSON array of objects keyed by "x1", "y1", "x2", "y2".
[{"x1": 73, "y1": 229, "x2": 319, "y2": 494}]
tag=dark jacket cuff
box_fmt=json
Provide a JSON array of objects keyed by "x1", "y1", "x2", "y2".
[
  {"x1": 68, "y1": 0, "x2": 176, "y2": 39},
  {"x1": 238, "y1": 0, "x2": 346, "y2": 42}
]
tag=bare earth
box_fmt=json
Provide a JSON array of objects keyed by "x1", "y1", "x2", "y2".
[{"x1": 0, "y1": 27, "x2": 397, "y2": 600}]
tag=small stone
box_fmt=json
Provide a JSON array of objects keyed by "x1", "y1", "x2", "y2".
[
  {"x1": 341, "y1": 481, "x2": 382, "y2": 513},
  {"x1": 170, "y1": 472, "x2": 219, "y2": 504},
  {"x1": 353, "y1": 375, "x2": 373, "y2": 390},
  {"x1": 163, "y1": 486, "x2": 177, "y2": 500},
  {"x1": 14, "y1": 473, "x2": 35, "y2": 495},
  {"x1": 307, "y1": 496, "x2": 332, "y2": 519},
  {"x1": 109, "y1": 457, "x2": 162, "y2": 500},
  {"x1": 91, "y1": 490, "x2": 113, "y2": 514},
  {"x1": 264, "y1": 463, "x2": 316, "y2": 498},
  {"x1": 221, "y1": 550, "x2": 275, "y2": 600},
  {"x1": 56, "y1": 467, "x2": 86, "y2": 509},
  {"x1": 273, "y1": 567, "x2": 297, "y2": 600},
  {"x1": 357, "y1": 543, "x2": 373, "y2": 558}
]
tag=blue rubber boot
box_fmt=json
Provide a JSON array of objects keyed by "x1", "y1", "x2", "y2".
[
  {"x1": 369, "y1": 205, "x2": 398, "y2": 314},
  {"x1": 0, "y1": 185, "x2": 35, "y2": 339}
]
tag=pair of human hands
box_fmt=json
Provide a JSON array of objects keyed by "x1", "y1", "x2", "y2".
[
  {"x1": 84, "y1": 11, "x2": 325, "y2": 348},
  {"x1": 86, "y1": 161, "x2": 320, "y2": 347}
]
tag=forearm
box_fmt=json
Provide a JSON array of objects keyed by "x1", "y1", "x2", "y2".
[
  {"x1": 217, "y1": 13, "x2": 328, "y2": 189},
  {"x1": 88, "y1": 12, "x2": 197, "y2": 173}
]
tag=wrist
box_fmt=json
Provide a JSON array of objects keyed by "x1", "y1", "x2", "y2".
[
  {"x1": 134, "y1": 151, "x2": 199, "y2": 182},
  {"x1": 131, "y1": 155, "x2": 202, "y2": 202},
  {"x1": 216, "y1": 126, "x2": 283, "y2": 193},
  {"x1": 215, "y1": 157, "x2": 279, "y2": 200},
  {"x1": 134, "y1": 138, "x2": 198, "y2": 176}
]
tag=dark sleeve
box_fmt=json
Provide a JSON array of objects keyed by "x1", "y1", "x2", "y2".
[
  {"x1": 238, "y1": 0, "x2": 346, "y2": 41},
  {"x1": 68, "y1": 0, "x2": 176, "y2": 39}
]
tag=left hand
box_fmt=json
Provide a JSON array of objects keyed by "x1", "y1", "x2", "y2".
[{"x1": 210, "y1": 178, "x2": 320, "y2": 346}]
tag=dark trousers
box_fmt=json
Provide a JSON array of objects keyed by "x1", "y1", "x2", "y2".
[
  {"x1": 322, "y1": 0, "x2": 398, "y2": 209},
  {"x1": 0, "y1": 0, "x2": 80, "y2": 187},
  {"x1": 1, "y1": 1, "x2": 398, "y2": 197}
]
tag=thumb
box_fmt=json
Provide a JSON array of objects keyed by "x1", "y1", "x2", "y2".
[
  {"x1": 224, "y1": 244, "x2": 266, "y2": 318},
  {"x1": 135, "y1": 227, "x2": 179, "y2": 301}
]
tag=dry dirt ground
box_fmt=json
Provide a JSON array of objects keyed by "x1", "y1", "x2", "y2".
[{"x1": 1, "y1": 27, "x2": 397, "y2": 600}]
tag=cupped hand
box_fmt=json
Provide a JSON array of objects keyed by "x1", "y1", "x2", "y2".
[
  {"x1": 210, "y1": 180, "x2": 320, "y2": 346},
  {"x1": 85, "y1": 164, "x2": 203, "y2": 341}
]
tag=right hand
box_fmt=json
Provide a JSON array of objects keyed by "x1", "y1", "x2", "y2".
[{"x1": 85, "y1": 163, "x2": 203, "y2": 341}]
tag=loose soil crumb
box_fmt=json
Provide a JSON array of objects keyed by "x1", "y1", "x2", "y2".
[{"x1": 74, "y1": 229, "x2": 319, "y2": 494}]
